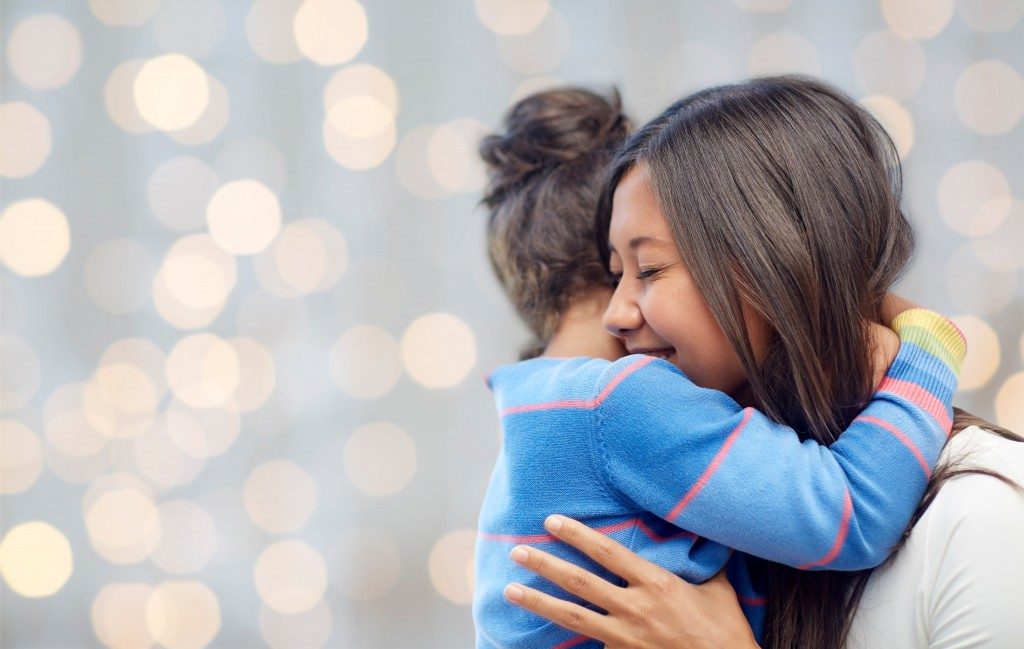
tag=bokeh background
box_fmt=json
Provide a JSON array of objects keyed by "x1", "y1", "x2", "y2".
[{"x1": 1, "y1": 0, "x2": 1022, "y2": 647}]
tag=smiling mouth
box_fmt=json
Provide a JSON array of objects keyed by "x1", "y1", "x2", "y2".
[{"x1": 632, "y1": 347, "x2": 675, "y2": 360}]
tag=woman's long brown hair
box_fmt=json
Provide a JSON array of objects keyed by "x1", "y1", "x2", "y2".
[{"x1": 595, "y1": 75, "x2": 1022, "y2": 648}]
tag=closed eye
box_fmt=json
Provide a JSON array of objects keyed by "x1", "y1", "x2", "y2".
[{"x1": 636, "y1": 267, "x2": 662, "y2": 280}]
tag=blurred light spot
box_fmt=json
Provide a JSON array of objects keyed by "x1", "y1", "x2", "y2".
[
  {"x1": 0, "y1": 336, "x2": 41, "y2": 412},
  {"x1": 0, "y1": 199, "x2": 69, "y2": 276},
  {"x1": 852, "y1": 30, "x2": 927, "y2": 100},
  {"x1": 259, "y1": 599, "x2": 333, "y2": 649},
  {"x1": 215, "y1": 137, "x2": 288, "y2": 193},
  {"x1": 165, "y1": 398, "x2": 241, "y2": 458},
  {"x1": 950, "y1": 315, "x2": 1001, "y2": 391},
  {"x1": 226, "y1": 337, "x2": 277, "y2": 413},
  {"x1": 94, "y1": 363, "x2": 158, "y2": 415},
  {"x1": 937, "y1": 160, "x2": 1012, "y2": 237},
  {"x1": 662, "y1": 43, "x2": 735, "y2": 96},
  {"x1": 328, "y1": 527, "x2": 400, "y2": 601},
  {"x1": 395, "y1": 126, "x2": 450, "y2": 199},
  {"x1": 92, "y1": 583, "x2": 156, "y2": 649},
  {"x1": 332, "y1": 257, "x2": 407, "y2": 327},
  {"x1": 244, "y1": 460, "x2": 317, "y2": 533},
  {"x1": 860, "y1": 97, "x2": 915, "y2": 158},
  {"x1": 882, "y1": 0, "x2": 954, "y2": 39},
  {"x1": 133, "y1": 54, "x2": 210, "y2": 131},
  {"x1": 148, "y1": 157, "x2": 220, "y2": 231},
  {"x1": 428, "y1": 529, "x2": 476, "y2": 605},
  {"x1": 323, "y1": 105, "x2": 396, "y2": 170},
  {"x1": 343, "y1": 422, "x2": 416, "y2": 496},
  {"x1": 734, "y1": 0, "x2": 792, "y2": 10},
  {"x1": 475, "y1": 0, "x2": 550, "y2": 35},
  {"x1": 85, "y1": 487, "x2": 162, "y2": 564},
  {"x1": 954, "y1": 60, "x2": 1024, "y2": 135},
  {"x1": 945, "y1": 241, "x2": 1017, "y2": 315},
  {"x1": 747, "y1": 32, "x2": 821, "y2": 76},
  {"x1": 206, "y1": 179, "x2": 282, "y2": 255},
  {"x1": 146, "y1": 581, "x2": 221, "y2": 649},
  {"x1": 496, "y1": 6, "x2": 570, "y2": 74},
  {"x1": 0, "y1": 102, "x2": 52, "y2": 177},
  {"x1": 152, "y1": 233, "x2": 237, "y2": 330},
  {"x1": 167, "y1": 75, "x2": 231, "y2": 145},
  {"x1": 85, "y1": 239, "x2": 158, "y2": 314},
  {"x1": 401, "y1": 313, "x2": 477, "y2": 389},
  {"x1": 166, "y1": 333, "x2": 240, "y2": 409},
  {"x1": 6, "y1": 13, "x2": 82, "y2": 90},
  {"x1": 246, "y1": 0, "x2": 305, "y2": 64},
  {"x1": 955, "y1": 0, "x2": 1024, "y2": 31},
  {"x1": 89, "y1": 0, "x2": 161, "y2": 25},
  {"x1": 327, "y1": 96, "x2": 392, "y2": 138},
  {"x1": 0, "y1": 419, "x2": 44, "y2": 494},
  {"x1": 323, "y1": 64, "x2": 399, "y2": 116},
  {"x1": 150, "y1": 501, "x2": 217, "y2": 574},
  {"x1": 104, "y1": 60, "x2": 155, "y2": 134},
  {"x1": 45, "y1": 408, "x2": 110, "y2": 458},
  {"x1": 995, "y1": 373, "x2": 1024, "y2": 431},
  {"x1": 153, "y1": 0, "x2": 226, "y2": 59},
  {"x1": 255, "y1": 218, "x2": 348, "y2": 296},
  {"x1": 510, "y1": 74, "x2": 565, "y2": 103},
  {"x1": 254, "y1": 540, "x2": 328, "y2": 613},
  {"x1": 329, "y1": 325, "x2": 402, "y2": 399},
  {"x1": 972, "y1": 199, "x2": 1024, "y2": 263},
  {"x1": 45, "y1": 442, "x2": 114, "y2": 485},
  {"x1": 82, "y1": 373, "x2": 155, "y2": 439},
  {"x1": 0, "y1": 521, "x2": 73, "y2": 597},
  {"x1": 133, "y1": 420, "x2": 206, "y2": 489},
  {"x1": 428, "y1": 119, "x2": 489, "y2": 194},
  {"x1": 293, "y1": 0, "x2": 368, "y2": 66}
]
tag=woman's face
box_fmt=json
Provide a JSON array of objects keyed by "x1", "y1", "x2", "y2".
[{"x1": 603, "y1": 165, "x2": 772, "y2": 398}]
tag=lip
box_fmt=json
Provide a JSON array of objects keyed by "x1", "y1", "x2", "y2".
[{"x1": 629, "y1": 347, "x2": 675, "y2": 361}]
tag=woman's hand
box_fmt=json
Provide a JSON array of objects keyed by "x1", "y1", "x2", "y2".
[{"x1": 503, "y1": 515, "x2": 759, "y2": 649}]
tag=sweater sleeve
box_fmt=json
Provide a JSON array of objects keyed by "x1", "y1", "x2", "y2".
[{"x1": 592, "y1": 309, "x2": 965, "y2": 570}]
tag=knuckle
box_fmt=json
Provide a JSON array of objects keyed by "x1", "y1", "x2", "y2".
[
  {"x1": 597, "y1": 539, "x2": 618, "y2": 559},
  {"x1": 561, "y1": 607, "x2": 586, "y2": 629},
  {"x1": 649, "y1": 571, "x2": 677, "y2": 596},
  {"x1": 566, "y1": 571, "x2": 590, "y2": 592}
]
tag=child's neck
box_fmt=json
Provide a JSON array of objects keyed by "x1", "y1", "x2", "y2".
[{"x1": 543, "y1": 290, "x2": 625, "y2": 361}]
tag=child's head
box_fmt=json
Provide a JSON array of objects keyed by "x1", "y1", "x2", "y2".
[
  {"x1": 480, "y1": 87, "x2": 632, "y2": 350},
  {"x1": 597, "y1": 75, "x2": 913, "y2": 440}
]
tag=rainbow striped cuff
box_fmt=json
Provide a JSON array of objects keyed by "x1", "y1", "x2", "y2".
[{"x1": 890, "y1": 308, "x2": 967, "y2": 377}]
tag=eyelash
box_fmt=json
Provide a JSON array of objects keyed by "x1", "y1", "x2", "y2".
[{"x1": 636, "y1": 267, "x2": 662, "y2": 280}]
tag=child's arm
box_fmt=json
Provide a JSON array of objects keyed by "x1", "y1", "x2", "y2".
[{"x1": 592, "y1": 308, "x2": 964, "y2": 571}]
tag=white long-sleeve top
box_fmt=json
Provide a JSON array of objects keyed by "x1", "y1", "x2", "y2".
[{"x1": 848, "y1": 425, "x2": 1024, "y2": 648}]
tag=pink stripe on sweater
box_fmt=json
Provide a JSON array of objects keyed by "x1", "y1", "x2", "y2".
[
  {"x1": 738, "y1": 595, "x2": 767, "y2": 607},
  {"x1": 666, "y1": 408, "x2": 753, "y2": 521},
  {"x1": 877, "y1": 377, "x2": 951, "y2": 432},
  {"x1": 479, "y1": 517, "x2": 696, "y2": 545},
  {"x1": 857, "y1": 415, "x2": 932, "y2": 478},
  {"x1": 500, "y1": 356, "x2": 657, "y2": 416},
  {"x1": 553, "y1": 635, "x2": 590, "y2": 649},
  {"x1": 798, "y1": 489, "x2": 853, "y2": 569}
]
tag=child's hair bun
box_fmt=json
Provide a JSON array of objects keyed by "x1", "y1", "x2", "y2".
[{"x1": 479, "y1": 87, "x2": 629, "y2": 208}]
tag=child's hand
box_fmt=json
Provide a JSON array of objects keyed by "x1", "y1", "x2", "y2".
[
  {"x1": 879, "y1": 293, "x2": 920, "y2": 326},
  {"x1": 868, "y1": 320, "x2": 900, "y2": 389}
]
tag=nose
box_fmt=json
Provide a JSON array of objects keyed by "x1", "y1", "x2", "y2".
[{"x1": 603, "y1": 283, "x2": 643, "y2": 338}]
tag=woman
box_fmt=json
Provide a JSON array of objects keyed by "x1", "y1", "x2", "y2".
[{"x1": 503, "y1": 76, "x2": 1024, "y2": 647}]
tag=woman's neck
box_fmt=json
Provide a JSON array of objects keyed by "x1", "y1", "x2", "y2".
[{"x1": 544, "y1": 290, "x2": 625, "y2": 361}]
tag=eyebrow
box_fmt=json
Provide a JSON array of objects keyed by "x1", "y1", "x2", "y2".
[{"x1": 608, "y1": 235, "x2": 669, "y2": 254}]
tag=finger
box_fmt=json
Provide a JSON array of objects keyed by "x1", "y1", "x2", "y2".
[
  {"x1": 510, "y1": 545, "x2": 623, "y2": 613},
  {"x1": 504, "y1": 582, "x2": 619, "y2": 645},
  {"x1": 543, "y1": 515, "x2": 657, "y2": 585}
]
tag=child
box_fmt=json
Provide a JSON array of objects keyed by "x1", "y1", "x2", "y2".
[{"x1": 474, "y1": 87, "x2": 964, "y2": 648}]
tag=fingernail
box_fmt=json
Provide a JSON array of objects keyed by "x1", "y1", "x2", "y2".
[
  {"x1": 505, "y1": 584, "x2": 524, "y2": 601},
  {"x1": 545, "y1": 515, "x2": 563, "y2": 532},
  {"x1": 510, "y1": 546, "x2": 529, "y2": 563}
]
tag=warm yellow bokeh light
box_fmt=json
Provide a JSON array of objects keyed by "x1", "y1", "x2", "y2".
[
  {"x1": 93, "y1": 362, "x2": 159, "y2": 414},
  {"x1": 168, "y1": 75, "x2": 232, "y2": 146},
  {"x1": 329, "y1": 325, "x2": 403, "y2": 399},
  {"x1": 254, "y1": 540, "x2": 328, "y2": 614},
  {"x1": 151, "y1": 501, "x2": 218, "y2": 575},
  {"x1": 401, "y1": 313, "x2": 478, "y2": 389},
  {"x1": 881, "y1": 0, "x2": 954, "y2": 40},
  {"x1": 133, "y1": 54, "x2": 211, "y2": 132},
  {"x1": 343, "y1": 422, "x2": 417, "y2": 497},
  {"x1": 6, "y1": 13, "x2": 82, "y2": 90},
  {"x1": 206, "y1": 179, "x2": 282, "y2": 255},
  {"x1": 323, "y1": 64, "x2": 399, "y2": 116},
  {"x1": 427, "y1": 119, "x2": 489, "y2": 194},
  {"x1": 92, "y1": 582, "x2": 156, "y2": 649},
  {"x1": 428, "y1": 529, "x2": 476, "y2": 605},
  {"x1": 89, "y1": 0, "x2": 161, "y2": 26},
  {"x1": 937, "y1": 160, "x2": 1012, "y2": 237},
  {"x1": 322, "y1": 101, "x2": 397, "y2": 170},
  {"x1": 0, "y1": 199, "x2": 70, "y2": 276},
  {"x1": 474, "y1": 0, "x2": 550, "y2": 35},
  {"x1": 267, "y1": 219, "x2": 345, "y2": 295},
  {"x1": 227, "y1": 337, "x2": 277, "y2": 413},
  {"x1": 166, "y1": 333, "x2": 241, "y2": 409},
  {"x1": 259, "y1": 599, "x2": 333, "y2": 649},
  {"x1": 852, "y1": 30, "x2": 926, "y2": 100},
  {"x1": 146, "y1": 581, "x2": 222, "y2": 649},
  {"x1": 85, "y1": 488, "x2": 162, "y2": 565},
  {"x1": 395, "y1": 125, "x2": 452, "y2": 199},
  {"x1": 293, "y1": 0, "x2": 368, "y2": 66},
  {"x1": 860, "y1": 96, "x2": 915, "y2": 158},
  {"x1": 0, "y1": 522, "x2": 74, "y2": 597},
  {"x1": 0, "y1": 419, "x2": 44, "y2": 494},
  {"x1": 153, "y1": 233, "x2": 237, "y2": 330},
  {"x1": 246, "y1": 0, "x2": 305, "y2": 64},
  {"x1": 105, "y1": 60, "x2": 155, "y2": 134},
  {"x1": 747, "y1": 32, "x2": 821, "y2": 77},
  {"x1": 329, "y1": 527, "x2": 401, "y2": 601},
  {"x1": 243, "y1": 460, "x2": 318, "y2": 533},
  {"x1": 954, "y1": 60, "x2": 1024, "y2": 135},
  {"x1": 496, "y1": 6, "x2": 570, "y2": 74},
  {"x1": 995, "y1": 373, "x2": 1024, "y2": 432},
  {"x1": 950, "y1": 315, "x2": 1001, "y2": 391},
  {"x1": 133, "y1": 421, "x2": 207, "y2": 490},
  {"x1": 0, "y1": 102, "x2": 52, "y2": 178}
]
